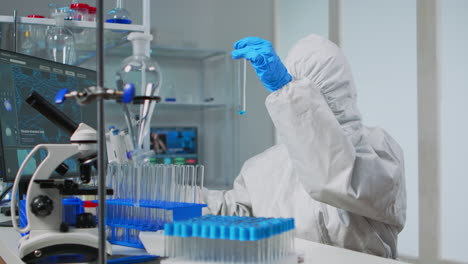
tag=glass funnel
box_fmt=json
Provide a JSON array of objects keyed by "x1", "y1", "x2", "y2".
[{"x1": 117, "y1": 33, "x2": 162, "y2": 153}]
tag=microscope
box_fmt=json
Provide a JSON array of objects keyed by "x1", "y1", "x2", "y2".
[
  {"x1": 9, "y1": 82, "x2": 160, "y2": 263},
  {"x1": 9, "y1": 91, "x2": 113, "y2": 263}
]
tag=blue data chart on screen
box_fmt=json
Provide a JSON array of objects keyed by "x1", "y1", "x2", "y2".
[
  {"x1": 0, "y1": 50, "x2": 96, "y2": 181},
  {"x1": 149, "y1": 127, "x2": 198, "y2": 165},
  {"x1": 11, "y1": 66, "x2": 95, "y2": 145}
]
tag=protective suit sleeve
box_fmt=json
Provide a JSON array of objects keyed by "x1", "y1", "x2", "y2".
[
  {"x1": 265, "y1": 79, "x2": 405, "y2": 229},
  {"x1": 202, "y1": 171, "x2": 253, "y2": 216}
]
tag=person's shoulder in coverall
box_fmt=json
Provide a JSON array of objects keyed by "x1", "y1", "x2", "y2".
[{"x1": 203, "y1": 34, "x2": 406, "y2": 259}]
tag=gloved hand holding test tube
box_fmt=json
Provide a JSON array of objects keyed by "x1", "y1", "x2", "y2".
[{"x1": 232, "y1": 37, "x2": 292, "y2": 115}]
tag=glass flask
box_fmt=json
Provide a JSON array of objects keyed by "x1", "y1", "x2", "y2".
[
  {"x1": 46, "y1": 12, "x2": 76, "y2": 65},
  {"x1": 19, "y1": 15, "x2": 45, "y2": 57},
  {"x1": 106, "y1": 0, "x2": 132, "y2": 24},
  {"x1": 106, "y1": 0, "x2": 132, "y2": 46},
  {"x1": 117, "y1": 33, "x2": 162, "y2": 153}
]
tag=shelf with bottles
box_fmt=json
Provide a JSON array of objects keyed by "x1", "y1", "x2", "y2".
[
  {"x1": 0, "y1": 18, "x2": 136, "y2": 66},
  {"x1": 0, "y1": 0, "x2": 151, "y2": 64},
  {"x1": 0, "y1": 15, "x2": 145, "y2": 32},
  {"x1": 0, "y1": 0, "x2": 150, "y2": 32}
]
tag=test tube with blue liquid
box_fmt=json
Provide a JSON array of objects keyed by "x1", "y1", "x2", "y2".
[{"x1": 237, "y1": 59, "x2": 247, "y2": 115}]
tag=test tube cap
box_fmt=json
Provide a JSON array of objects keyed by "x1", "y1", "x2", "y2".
[{"x1": 164, "y1": 223, "x2": 174, "y2": 236}]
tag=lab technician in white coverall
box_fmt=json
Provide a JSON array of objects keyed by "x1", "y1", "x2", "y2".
[{"x1": 203, "y1": 34, "x2": 406, "y2": 259}]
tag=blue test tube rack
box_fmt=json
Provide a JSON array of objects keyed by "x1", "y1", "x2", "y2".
[
  {"x1": 163, "y1": 215, "x2": 296, "y2": 264},
  {"x1": 105, "y1": 199, "x2": 206, "y2": 248}
]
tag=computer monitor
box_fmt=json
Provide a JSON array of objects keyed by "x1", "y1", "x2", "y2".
[
  {"x1": 0, "y1": 49, "x2": 97, "y2": 182},
  {"x1": 149, "y1": 127, "x2": 198, "y2": 165}
]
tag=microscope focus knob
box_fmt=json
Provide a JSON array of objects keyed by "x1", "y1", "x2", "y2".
[
  {"x1": 76, "y1": 213, "x2": 96, "y2": 228},
  {"x1": 31, "y1": 195, "x2": 54, "y2": 217}
]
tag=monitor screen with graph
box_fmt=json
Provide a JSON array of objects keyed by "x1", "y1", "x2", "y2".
[{"x1": 0, "y1": 49, "x2": 97, "y2": 182}]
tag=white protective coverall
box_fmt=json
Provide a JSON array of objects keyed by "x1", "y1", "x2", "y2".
[{"x1": 203, "y1": 34, "x2": 406, "y2": 258}]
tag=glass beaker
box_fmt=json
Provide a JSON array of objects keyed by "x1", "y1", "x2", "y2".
[{"x1": 46, "y1": 12, "x2": 76, "y2": 65}]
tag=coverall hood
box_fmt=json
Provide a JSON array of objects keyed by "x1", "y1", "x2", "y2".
[{"x1": 285, "y1": 35, "x2": 363, "y2": 144}]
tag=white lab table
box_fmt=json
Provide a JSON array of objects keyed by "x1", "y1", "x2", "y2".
[{"x1": 0, "y1": 215, "x2": 407, "y2": 264}]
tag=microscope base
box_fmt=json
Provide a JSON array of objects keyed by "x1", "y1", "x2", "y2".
[{"x1": 18, "y1": 228, "x2": 112, "y2": 263}]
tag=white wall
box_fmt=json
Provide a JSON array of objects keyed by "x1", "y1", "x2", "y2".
[
  {"x1": 341, "y1": 0, "x2": 418, "y2": 257},
  {"x1": 440, "y1": 0, "x2": 468, "y2": 262},
  {"x1": 275, "y1": 0, "x2": 328, "y2": 58}
]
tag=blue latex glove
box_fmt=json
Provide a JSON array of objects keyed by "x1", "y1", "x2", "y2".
[{"x1": 232, "y1": 37, "x2": 292, "y2": 92}]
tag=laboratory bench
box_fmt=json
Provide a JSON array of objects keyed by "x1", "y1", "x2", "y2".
[{"x1": 0, "y1": 214, "x2": 407, "y2": 264}]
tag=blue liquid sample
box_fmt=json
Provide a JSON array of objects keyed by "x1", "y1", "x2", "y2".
[
  {"x1": 106, "y1": 18, "x2": 132, "y2": 24},
  {"x1": 238, "y1": 110, "x2": 246, "y2": 115}
]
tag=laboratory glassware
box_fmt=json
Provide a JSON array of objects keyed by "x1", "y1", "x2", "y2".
[
  {"x1": 106, "y1": 0, "x2": 132, "y2": 24},
  {"x1": 235, "y1": 59, "x2": 247, "y2": 115},
  {"x1": 69, "y1": 3, "x2": 89, "y2": 21},
  {"x1": 19, "y1": 15, "x2": 45, "y2": 57},
  {"x1": 88, "y1": 6, "x2": 97, "y2": 22},
  {"x1": 105, "y1": 0, "x2": 132, "y2": 46},
  {"x1": 116, "y1": 32, "x2": 162, "y2": 152},
  {"x1": 46, "y1": 12, "x2": 76, "y2": 65},
  {"x1": 48, "y1": 4, "x2": 71, "y2": 19},
  {"x1": 69, "y1": 3, "x2": 89, "y2": 35},
  {"x1": 239, "y1": 59, "x2": 247, "y2": 115},
  {"x1": 105, "y1": 163, "x2": 205, "y2": 248}
]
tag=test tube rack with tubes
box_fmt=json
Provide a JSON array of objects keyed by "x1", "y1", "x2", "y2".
[
  {"x1": 105, "y1": 163, "x2": 206, "y2": 248},
  {"x1": 162, "y1": 215, "x2": 297, "y2": 264}
]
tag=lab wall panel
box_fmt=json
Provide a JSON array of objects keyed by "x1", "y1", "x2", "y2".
[
  {"x1": 276, "y1": 0, "x2": 329, "y2": 58},
  {"x1": 275, "y1": 0, "x2": 328, "y2": 144},
  {"x1": 341, "y1": 0, "x2": 418, "y2": 258},
  {"x1": 440, "y1": 0, "x2": 468, "y2": 262}
]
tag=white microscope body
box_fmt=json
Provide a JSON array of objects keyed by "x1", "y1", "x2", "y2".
[{"x1": 10, "y1": 122, "x2": 112, "y2": 263}]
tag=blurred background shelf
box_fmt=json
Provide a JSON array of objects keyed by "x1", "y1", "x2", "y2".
[{"x1": 0, "y1": 15, "x2": 145, "y2": 31}]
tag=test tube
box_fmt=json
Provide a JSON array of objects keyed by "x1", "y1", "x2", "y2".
[
  {"x1": 238, "y1": 59, "x2": 247, "y2": 115},
  {"x1": 195, "y1": 165, "x2": 205, "y2": 204},
  {"x1": 170, "y1": 165, "x2": 177, "y2": 202},
  {"x1": 187, "y1": 166, "x2": 195, "y2": 203}
]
